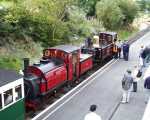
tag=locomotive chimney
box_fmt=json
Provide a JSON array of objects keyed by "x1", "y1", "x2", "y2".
[{"x1": 23, "y1": 58, "x2": 29, "y2": 77}]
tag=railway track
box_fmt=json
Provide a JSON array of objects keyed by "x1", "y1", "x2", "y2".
[{"x1": 25, "y1": 57, "x2": 112, "y2": 120}]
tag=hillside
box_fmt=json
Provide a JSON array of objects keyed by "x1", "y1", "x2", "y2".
[{"x1": 0, "y1": 0, "x2": 145, "y2": 72}]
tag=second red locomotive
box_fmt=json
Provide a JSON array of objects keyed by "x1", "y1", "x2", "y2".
[{"x1": 82, "y1": 32, "x2": 117, "y2": 61}]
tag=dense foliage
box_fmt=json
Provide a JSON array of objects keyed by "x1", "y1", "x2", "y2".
[
  {"x1": 118, "y1": 0, "x2": 139, "y2": 26},
  {"x1": 96, "y1": 0, "x2": 139, "y2": 30},
  {"x1": 78, "y1": 0, "x2": 100, "y2": 17},
  {"x1": 137, "y1": 0, "x2": 150, "y2": 12},
  {"x1": 0, "y1": 0, "x2": 103, "y2": 48},
  {"x1": 0, "y1": 0, "x2": 76, "y2": 47},
  {"x1": 96, "y1": 0, "x2": 124, "y2": 30},
  {"x1": 0, "y1": 0, "x2": 139, "y2": 46},
  {"x1": 0, "y1": 57, "x2": 21, "y2": 71},
  {"x1": 0, "y1": 0, "x2": 140, "y2": 71}
]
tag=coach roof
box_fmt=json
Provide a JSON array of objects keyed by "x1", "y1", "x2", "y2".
[{"x1": 0, "y1": 69, "x2": 22, "y2": 87}]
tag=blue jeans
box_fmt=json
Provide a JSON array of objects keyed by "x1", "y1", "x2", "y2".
[{"x1": 123, "y1": 52, "x2": 129, "y2": 61}]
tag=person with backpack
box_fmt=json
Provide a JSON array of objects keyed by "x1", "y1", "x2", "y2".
[
  {"x1": 144, "y1": 76, "x2": 150, "y2": 104},
  {"x1": 84, "y1": 104, "x2": 102, "y2": 120},
  {"x1": 121, "y1": 69, "x2": 133, "y2": 103}
]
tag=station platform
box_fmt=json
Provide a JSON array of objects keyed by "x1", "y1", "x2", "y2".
[
  {"x1": 33, "y1": 31, "x2": 150, "y2": 120},
  {"x1": 142, "y1": 98, "x2": 150, "y2": 120}
]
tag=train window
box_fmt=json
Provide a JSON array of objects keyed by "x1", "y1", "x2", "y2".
[
  {"x1": 0, "y1": 94, "x2": 2, "y2": 109},
  {"x1": 4, "y1": 89, "x2": 13, "y2": 106},
  {"x1": 15, "y1": 85, "x2": 22, "y2": 100}
]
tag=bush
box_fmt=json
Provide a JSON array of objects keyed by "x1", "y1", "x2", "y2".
[
  {"x1": 96, "y1": 0, "x2": 124, "y2": 30},
  {"x1": 117, "y1": 27, "x2": 138, "y2": 40},
  {"x1": 0, "y1": 56, "x2": 21, "y2": 72},
  {"x1": 0, "y1": 0, "x2": 77, "y2": 47},
  {"x1": 117, "y1": 0, "x2": 139, "y2": 26},
  {"x1": 78, "y1": 0, "x2": 99, "y2": 16},
  {"x1": 96, "y1": 0, "x2": 139, "y2": 30},
  {"x1": 67, "y1": 6, "x2": 103, "y2": 44},
  {"x1": 137, "y1": 0, "x2": 150, "y2": 12}
]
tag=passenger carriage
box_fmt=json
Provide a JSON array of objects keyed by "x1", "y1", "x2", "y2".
[{"x1": 0, "y1": 69, "x2": 24, "y2": 120}]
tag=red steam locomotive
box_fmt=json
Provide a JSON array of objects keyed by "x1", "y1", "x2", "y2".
[{"x1": 24, "y1": 32, "x2": 117, "y2": 109}]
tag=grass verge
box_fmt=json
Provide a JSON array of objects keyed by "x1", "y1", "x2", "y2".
[
  {"x1": 117, "y1": 27, "x2": 139, "y2": 41},
  {"x1": 0, "y1": 56, "x2": 21, "y2": 72}
]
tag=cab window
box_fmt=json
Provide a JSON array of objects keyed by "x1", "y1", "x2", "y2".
[
  {"x1": 0, "y1": 94, "x2": 2, "y2": 109},
  {"x1": 4, "y1": 89, "x2": 13, "y2": 106},
  {"x1": 15, "y1": 85, "x2": 22, "y2": 100}
]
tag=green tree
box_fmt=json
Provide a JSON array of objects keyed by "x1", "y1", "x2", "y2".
[
  {"x1": 138, "y1": 0, "x2": 146, "y2": 11},
  {"x1": 78, "y1": 0, "x2": 100, "y2": 16},
  {"x1": 96, "y1": 0, "x2": 139, "y2": 30},
  {"x1": 117, "y1": 0, "x2": 139, "y2": 26},
  {"x1": 96, "y1": 0, "x2": 124, "y2": 30},
  {"x1": 137, "y1": 0, "x2": 150, "y2": 12},
  {"x1": 3, "y1": 0, "x2": 76, "y2": 47}
]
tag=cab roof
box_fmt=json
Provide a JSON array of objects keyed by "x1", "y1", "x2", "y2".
[
  {"x1": 50, "y1": 45, "x2": 80, "y2": 53},
  {"x1": 0, "y1": 69, "x2": 22, "y2": 87},
  {"x1": 100, "y1": 32, "x2": 117, "y2": 36}
]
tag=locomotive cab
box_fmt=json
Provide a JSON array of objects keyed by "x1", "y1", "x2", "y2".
[
  {"x1": 81, "y1": 32, "x2": 117, "y2": 61},
  {"x1": 43, "y1": 45, "x2": 80, "y2": 81},
  {"x1": 99, "y1": 32, "x2": 117, "y2": 60}
]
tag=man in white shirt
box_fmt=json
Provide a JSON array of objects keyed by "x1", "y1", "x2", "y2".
[
  {"x1": 84, "y1": 104, "x2": 102, "y2": 120},
  {"x1": 132, "y1": 65, "x2": 141, "y2": 92},
  {"x1": 139, "y1": 45, "x2": 145, "y2": 67}
]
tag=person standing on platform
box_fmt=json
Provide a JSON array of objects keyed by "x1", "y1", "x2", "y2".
[
  {"x1": 123, "y1": 42, "x2": 130, "y2": 61},
  {"x1": 144, "y1": 76, "x2": 150, "y2": 104},
  {"x1": 113, "y1": 44, "x2": 118, "y2": 59},
  {"x1": 121, "y1": 70, "x2": 133, "y2": 103},
  {"x1": 84, "y1": 104, "x2": 102, "y2": 120},
  {"x1": 116, "y1": 40, "x2": 122, "y2": 59},
  {"x1": 139, "y1": 45, "x2": 145, "y2": 67},
  {"x1": 132, "y1": 65, "x2": 140, "y2": 92},
  {"x1": 85, "y1": 37, "x2": 92, "y2": 48}
]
